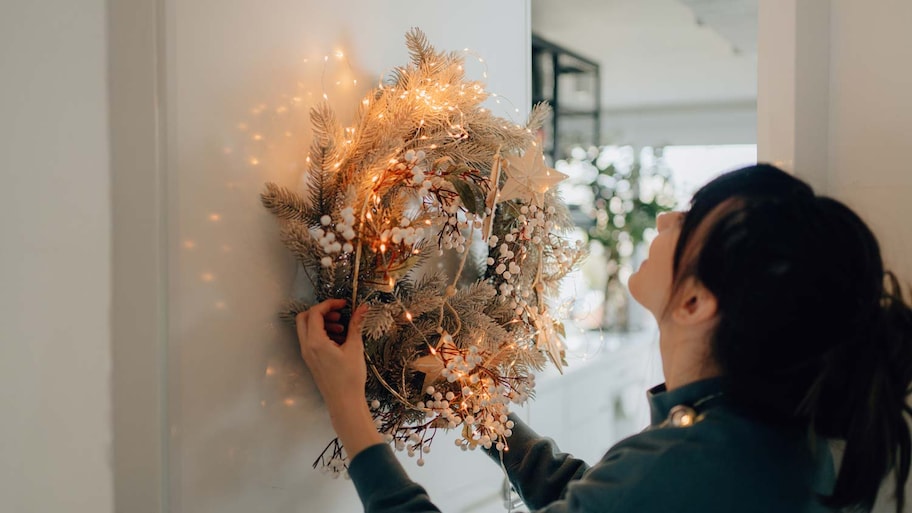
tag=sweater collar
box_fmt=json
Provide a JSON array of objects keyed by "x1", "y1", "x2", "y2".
[{"x1": 647, "y1": 377, "x2": 725, "y2": 426}]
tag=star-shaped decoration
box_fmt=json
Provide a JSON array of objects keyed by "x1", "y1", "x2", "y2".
[
  {"x1": 499, "y1": 146, "x2": 568, "y2": 206},
  {"x1": 410, "y1": 341, "x2": 457, "y2": 390}
]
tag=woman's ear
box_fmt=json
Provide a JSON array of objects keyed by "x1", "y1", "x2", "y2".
[{"x1": 670, "y1": 278, "x2": 718, "y2": 326}]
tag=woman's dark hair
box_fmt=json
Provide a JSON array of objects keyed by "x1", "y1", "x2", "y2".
[{"x1": 672, "y1": 164, "x2": 912, "y2": 512}]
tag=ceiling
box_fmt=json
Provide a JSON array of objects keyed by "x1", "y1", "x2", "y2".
[{"x1": 531, "y1": 0, "x2": 757, "y2": 110}]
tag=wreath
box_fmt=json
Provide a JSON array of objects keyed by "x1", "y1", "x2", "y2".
[{"x1": 261, "y1": 28, "x2": 583, "y2": 475}]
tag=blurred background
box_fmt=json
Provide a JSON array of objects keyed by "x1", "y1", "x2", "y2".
[{"x1": 524, "y1": 2, "x2": 757, "y2": 494}]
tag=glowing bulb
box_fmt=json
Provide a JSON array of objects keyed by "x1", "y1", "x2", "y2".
[
  {"x1": 208, "y1": 213, "x2": 221, "y2": 222},
  {"x1": 405, "y1": 311, "x2": 413, "y2": 321}
]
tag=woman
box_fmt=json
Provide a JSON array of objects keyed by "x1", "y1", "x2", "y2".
[{"x1": 295, "y1": 165, "x2": 912, "y2": 512}]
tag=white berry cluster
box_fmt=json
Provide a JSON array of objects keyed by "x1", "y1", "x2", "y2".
[
  {"x1": 379, "y1": 217, "x2": 426, "y2": 246},
  {"x1": 441, "y1": 343, "x2": 483, "y2": 383},
  {"x1": 450, "y1": 376, "x2": 518, "y2": 452},
  {"x1": 316, "y1": 207, "x2": 358, "y2": 267},
  {"x1": 402, "y1": 149, "x2": 430, "y2": 195},
  {"x1": 319, "y1": 456, "x2": 349, "y2": 479},
  {"x1": 486, "y1": 203, "x2": 582, "y2": 309}
]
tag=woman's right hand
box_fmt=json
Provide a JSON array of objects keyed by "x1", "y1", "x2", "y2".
[
  {"x1": 295, "y1": 299, "x2": 369, "y2": 409},
  {"x1": 295, "y1": 300, "x2": 382, "y2": 458}
]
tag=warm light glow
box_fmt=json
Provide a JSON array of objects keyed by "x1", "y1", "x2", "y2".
[
  {"x1": 252, "y1": 133, "x2": 263, "y2": 141},
  {"x1": 283, "y1": 398, "x2": 296, "y2": 407},
  {"x1": 405, "y1": 311, "x2": 413, "y2": 321},
  {"x1": 209, "y1": 213, "x2": 221, "y2": 222},
  {"x1": 183, "y1": 240, "x2": 196, "y2": 249},
  {"x1": 249, "y1": 157, "x2": 260, "y2": 166},
  {"x1": 265, "y1": 366, "x2": 276, "y2": 376},
  {"x1": 200, "y1": 272, "x2": 215, "y2": 282}
]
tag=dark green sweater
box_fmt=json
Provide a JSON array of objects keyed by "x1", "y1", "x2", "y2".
[{"x1": 348, "y1": 378, "x2": 835, "y2": 512}]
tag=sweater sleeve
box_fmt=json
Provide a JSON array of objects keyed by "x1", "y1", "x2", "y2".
[
  {"x1": 347, "y1": 428, "x2": 711, "y2": 513},
  {"x1": 348, "y1": 443, "x2": 441, "y2": 513},
  {"x1": 487, "y1": 414, "x2": 590, "y2": 509}
]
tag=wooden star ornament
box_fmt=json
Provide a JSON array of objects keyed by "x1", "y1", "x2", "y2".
[
  {"x1": 410, "y1": 341, "x2": 457, "y2": 390},
  {"x1": 499, "y1": 146, "x2": 568, "y2": 206}
]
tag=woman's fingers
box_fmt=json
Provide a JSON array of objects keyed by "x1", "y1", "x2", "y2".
[
  {"x1": 344, "y1": 304, "x2": 369, "y2": 350},
  {"x1": 325, "y1": 323, "x2": 345, "y2": 334},
  {"x1": 325, "y1": 311, "x2": 342, "y2": 322},
  {"x1": 310, "y1": 298, "x2": 347, "y2": 315}
]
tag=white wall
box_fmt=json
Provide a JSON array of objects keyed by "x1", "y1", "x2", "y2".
[
  {"x1": 758, "y1": 0, "x2": 912, "y2": 287},
  {"x1": 0, "y1": 1, "x2": 114, "y2": 513},
  {"x1": 160, "y1": 1, "x2": 531, "y2": 512},
  {"x1": 827, "y1": 0, "x2": 912, "y2": 287}
]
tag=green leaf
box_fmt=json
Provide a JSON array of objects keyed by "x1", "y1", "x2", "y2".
[{"x1": 450, "y1": 179, "x2": 485, "y2": 215}]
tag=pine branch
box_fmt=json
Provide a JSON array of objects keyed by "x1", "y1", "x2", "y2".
[
  {"x1": 278, "y1": 299, "x2": 311, "y2": 324},
  {"x1": 261, "y1": 182, "x2": 309, "y2": 223},
  {"x1": 526, "y1": 102, "x2": 551, "y2": 132},
  {"x1": 405, "y1": 27, "x2": 434, "y2": 68},
  {"x1": 279, "y1": 221, "x2": 323, "y2": 270}
]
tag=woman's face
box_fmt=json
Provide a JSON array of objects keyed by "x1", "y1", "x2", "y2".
[{"x1": 628, "y1": 211, "x2": 685, "y2": 317}]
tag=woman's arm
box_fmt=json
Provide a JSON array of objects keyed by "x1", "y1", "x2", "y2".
[
  {"x1": 488, "y1": 415, "x2": 590, "y2": 509},
  {"x1": 296, "y1": 300, "x2": 440, "y2": 512}
]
